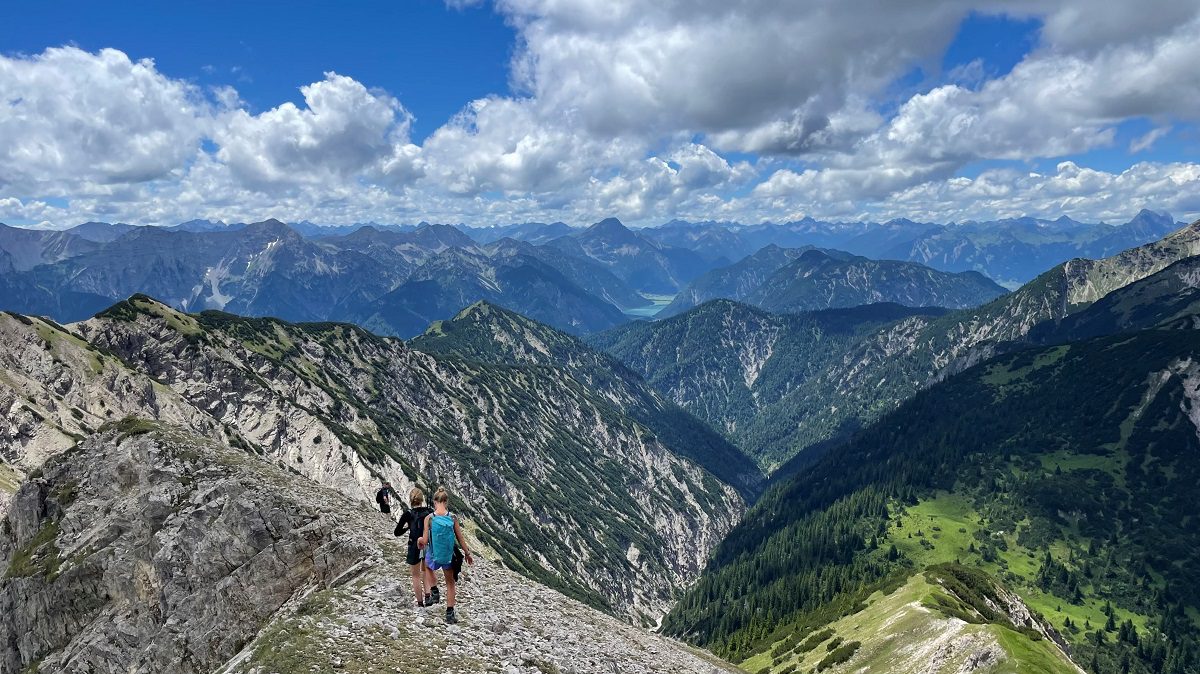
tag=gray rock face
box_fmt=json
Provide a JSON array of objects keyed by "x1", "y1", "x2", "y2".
[
  {"x1": 2, "y1": 297, "x2": 744, "y2": 624},
  {"x1": 0, "y1": 428, "x2": 375, "y2": 673},
  {"x1": 0, "y1": 427, "x2": 739, "y2": 674},
  {"x1": 0, "y1": 312, "x2": 219, "y2": 519}
]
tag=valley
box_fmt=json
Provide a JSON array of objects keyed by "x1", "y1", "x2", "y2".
[{"x1": 2, "y1": 214, "x2": 1199, "y2": 674}]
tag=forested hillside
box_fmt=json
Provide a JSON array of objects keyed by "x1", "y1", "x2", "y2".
[
  {"x1": 664, "y1": 325, "x2": 1200, "y2": 673},
  {"x1": 600, "y1": 220, "x2": 1200, "y2": 472},
  {"x1": 588, "y1": 300, "x2": 942, "y2": 469}
]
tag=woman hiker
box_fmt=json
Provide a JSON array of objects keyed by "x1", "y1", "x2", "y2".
[
  {"x1": 394, "y1": 487, "x2": 439, "y2": 607},
  {"x1": 417, "y1": 487, "x2": 474, "y2": 623}
]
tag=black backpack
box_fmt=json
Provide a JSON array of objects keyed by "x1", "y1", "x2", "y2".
[{"x1": 408, "y1": 506, "x2": 433, "y2": 543}]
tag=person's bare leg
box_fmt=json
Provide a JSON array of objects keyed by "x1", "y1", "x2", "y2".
[
  {"x1": 410, "y1": 564, "x2": 423, "y2": 602},
  {"x1": 445, "y1": 569, "x2": 456, "y2": 608},
  {"x1": 425, "y1": 564, "x2": 437, "y2": 596}
]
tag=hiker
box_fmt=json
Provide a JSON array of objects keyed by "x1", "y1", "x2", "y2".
[
  {"x1": 394, "y1": 487, "x2": 440, "y2": 607},
  {"x1": 375, "y1": 481, "x2": 401, "y2": 516},
  {"x1": 417, "y1": 487, "x2": 474, "y2": 624}
]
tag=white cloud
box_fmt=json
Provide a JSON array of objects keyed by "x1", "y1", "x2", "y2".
[
  {"x1": 2, "y1": 1, "x2": 1200, "y2": 230},
  {"x1": 499, "y1": 0, "x2": 972, "y2": 151},
  {"x1": 0, "y1": 47, "x2": 208, "y2": 193},
  {"x1": 755, "y1": 9, "x2": 1200, "y2": 209},
  {"x1": 742, "y1": 160, "x2": 1200, "y2": 224},
  {"x1": 214, "y1": 72, "x2": 420, "y2": 191},
  {"x1": 1130, "y1": 127, "x2": 1172, "y2": 153}
]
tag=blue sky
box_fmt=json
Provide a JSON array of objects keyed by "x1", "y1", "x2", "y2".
[
  {"x1": 0, "y1": 0, "x2": 1197, "y2": 228},
  {"x1": 0, "y1": 1, "x2": 515, "y2": 140}
]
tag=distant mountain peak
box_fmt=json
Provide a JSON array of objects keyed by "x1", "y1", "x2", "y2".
[
  {"x1": 240, "y1": 218, "x2": 300, "y2": 241},
  {"x1": 454, "y1": 299, "x2": 502, "y2": 320},
  {"x1": 587, "y1": 217, "x2": 633, "y2": 235}
]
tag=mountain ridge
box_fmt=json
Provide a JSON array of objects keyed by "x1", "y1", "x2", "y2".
[{"x1": 1, "y1": 294, "x2": 748, "y2": 622}]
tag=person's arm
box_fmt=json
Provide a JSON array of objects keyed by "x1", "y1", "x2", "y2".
[
  {"x1": 417, "y1": 514, "x2": 432, "y2": 549},
  {"x1": 453, "y1": 516, "x2": 474, "y2": 565},
  {"x1": 394, "y1": 511, "x2": 411, "y2": 537}
]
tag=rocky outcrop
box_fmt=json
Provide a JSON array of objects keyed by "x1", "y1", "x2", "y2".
[
  {"x1": 0, "y1": 311, "x2": 220, "y2": 521},
  {"x1": 0, "y1": 297, "x2": 744, "y2": 623},
  {"x1": 0, "y1": 426, "x2": 375, "y2": 673},
  {"x1": 0, "y1": 426, "x2": 739, "y2": 674}
]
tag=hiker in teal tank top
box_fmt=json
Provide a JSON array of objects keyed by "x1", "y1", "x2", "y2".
[{"x1": 417, "y1": 487, "x2": 475, "y2": 624}]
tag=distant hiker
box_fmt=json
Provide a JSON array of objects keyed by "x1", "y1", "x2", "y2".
[
  {"x1": 376, "y1": 481, "x2": 401, "y2": 515},
  {"x1": 417, "y1": 487, "x2": 474, "y2": 624},
  {"x1": 394, "y1": 487, "x2": 440, "y2": 607}
]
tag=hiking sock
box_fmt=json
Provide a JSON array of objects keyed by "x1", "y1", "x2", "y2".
[{"x1": 430, "y1": 586, "x2": 440, "y2": 603}]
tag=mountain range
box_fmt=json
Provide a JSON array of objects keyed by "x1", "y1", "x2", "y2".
[
  {"x1": 4, "y1": 211, "x2": 1200, "y2": 674},
  {"x1": 594, "y1": 218, "x2": 1200, "y2": 471},
  {"x1": 664, "y1": 245, "x2": 1006, "y2": 316},
  {"x1": 0, "y1": 293, "x2": 760, "y2": 625},
  {"x1": 641, "y1": 209, "x2": 1182, "y2": 287},
  {"x1": 0, "y1": 214, "x2": 1011, "y2": 338}
]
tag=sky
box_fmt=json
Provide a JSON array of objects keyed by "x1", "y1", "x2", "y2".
[{"x1": 0, "y1": 0, "x2": 1198, "y2": 229}]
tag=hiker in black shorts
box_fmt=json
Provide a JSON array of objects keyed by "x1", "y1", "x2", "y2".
[
  {"x1": 394, "y1": 487, "x2": 439, "y2": 607},
  {"x1": 376, "y1": 481, "x2": 401, "y2": 516}
]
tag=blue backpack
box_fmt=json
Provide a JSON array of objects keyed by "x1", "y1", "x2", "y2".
[{"x1": 430, "y1": 513, "x2": 457, "y2": 565}]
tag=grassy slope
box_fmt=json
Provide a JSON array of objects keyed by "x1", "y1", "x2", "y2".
[
  {"x1": 887, "y1": 494, "x2": 1150, "y2": 639},
  {"x1": 741, "y1": 573, "x2": 1077, "y2": 674}
]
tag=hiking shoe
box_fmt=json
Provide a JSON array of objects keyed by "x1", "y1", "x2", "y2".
[
  {"x1": 445, "y1": 607, "x2": 457, "y2": 624},
  {"x1": 430, "y1": 587, "x2": 440, "y2": 603},
  {"x1": 423, "y1": 593, "x2": 432, "y2": 606}
]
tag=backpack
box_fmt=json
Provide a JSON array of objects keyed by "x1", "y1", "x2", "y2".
[
  {"x1": 408, "y1": 506, "x2": 433, "y2": 544},
  {"x1": 429, "y1": 513, "x2": 457, "y2": 566}
]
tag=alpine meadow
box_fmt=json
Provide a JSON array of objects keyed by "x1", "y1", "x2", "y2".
[{"x1": 2, "y1": 2, "x2": 1200, "y2": 673}]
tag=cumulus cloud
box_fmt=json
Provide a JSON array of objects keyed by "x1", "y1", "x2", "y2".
[
  {"x1": 761, "y1": 9, "x2": 1200, "y2": 209},
  {"x1": 742, "y1": 161, "x2": 1200, "y2": 224},
  {"x1": 214, "y1": 72, "x2": 421, "y2": 190},
  {"x1": 499, "y1": 0, "x2": 972, "y2": 151},
  {"x1": 887, "y1": 161, "x2": 1200, "y2": 223},
  {"x1": 571, "y1": 143, "x2": 755, "y2": 220},
  {"x1": 0, "y1": 47, "x2": 208, "y2": 193},
  {"x1": 2, "y1": 0, "x2": 1200, "y2": 229}
]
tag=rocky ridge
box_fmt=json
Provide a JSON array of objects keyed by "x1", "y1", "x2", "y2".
[
  {"x1": 2, "y1": 296, "x2": 744, "y2": 623},
  {"x1": 0, "y1": 426, "x2": 739, "y2": 674}
]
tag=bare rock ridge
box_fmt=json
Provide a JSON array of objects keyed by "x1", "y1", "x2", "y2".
[
  {"x1": 0, "y1": 296, "x2": 747, "y2": 625},
  {"x1": 0, "y1": 426, "x2": 740, "y2": 674}
]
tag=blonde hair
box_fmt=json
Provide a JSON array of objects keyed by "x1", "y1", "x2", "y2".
[
  {"x1": 409, "y1": 487, "x2": 426, "y2": 508},
  {"x1": 432, "y1": 487, "x2": 450, "y2": 504}
]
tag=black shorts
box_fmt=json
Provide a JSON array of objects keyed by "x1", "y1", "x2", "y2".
[
  {"x1": 380, "y1": 503, "x2": 392, "y2": 514},
  {"x1": 406, "y1": 541, "x2": 422, "y2": 566}
]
